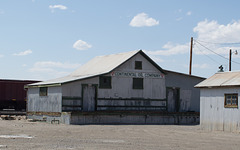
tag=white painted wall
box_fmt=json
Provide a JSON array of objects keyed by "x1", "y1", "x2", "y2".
[
  {"x1": 200, "y1": 87, "x2": 240, "y2": 132},
  {"x1": 100, "y1": 53, "x2": 165, "y2": 99},
  {"x1": 62, "y1": 77, "x2": 97, "y2": 97},
  {"x1": 165, "y1": 71, "x2": 204, "y2": 112},
  {"x1": 27, "y1": 86, "x2": 62, "y2": 112}
]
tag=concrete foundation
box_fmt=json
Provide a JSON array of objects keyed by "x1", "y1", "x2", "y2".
[{"x1": 27, "y1": 111, "x2": 199, "y2": 125}]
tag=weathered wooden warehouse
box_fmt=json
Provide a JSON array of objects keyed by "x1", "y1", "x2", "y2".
[
  {"x1": 26, "y1": 50, "x2": 203, "y2": 124},
  {"x1": 195, "y1": 71, "x2": 240, "y2": 132}
]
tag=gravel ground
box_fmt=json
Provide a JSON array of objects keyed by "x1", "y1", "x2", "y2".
[{"x1": 0, "y1": 119, "x2": 240, "y2": 150}]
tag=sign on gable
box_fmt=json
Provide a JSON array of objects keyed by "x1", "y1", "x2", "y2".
[{"x1": 111, "y1": 71, "x2": 164, "y2": 79}]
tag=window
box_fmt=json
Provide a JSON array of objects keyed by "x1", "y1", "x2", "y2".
[
  {"x1": 224, "y1": 93, "x2": 238, "y2": 108},
  {"x1": 133, "y1": 78, "x2": 143, "y2": 89},
  {"x1": 39, "y1": 87, "x2": 48, "y2": 96},
  {"x1": 135, "y1": 61, "x2": 142, "y2": 70},
  {"x1": 99, "y1": 76, "x2": 112, "y2": 89}
]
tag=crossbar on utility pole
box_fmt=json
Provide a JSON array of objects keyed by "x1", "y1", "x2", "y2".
[{"x1": 189, "y1": 37, "x2": 193, "y2": 75}]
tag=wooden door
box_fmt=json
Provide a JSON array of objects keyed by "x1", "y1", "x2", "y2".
[
  {"x1": 82, "y1": 85, "x2": 96, "y2": 112},
  {"x1": 167, "y1": 88, "x2": 180, "y2": 112}
]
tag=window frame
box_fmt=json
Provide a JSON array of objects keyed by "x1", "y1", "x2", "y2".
[
  {"x1": 133, "y1": 78, "x2": 143, "y2": 89},
  {"x1": 99, "y1": 76, "x2": 112, "y2": 89},
  {"x1": 39, "y1": 87, "x2": 48, "y2": 96},
  {"x1": 224, "y1": 93, "x2": 238, "y2": 108},
  {"x1": 135, "y1": 61, "x2": 142, "y2": 70}
]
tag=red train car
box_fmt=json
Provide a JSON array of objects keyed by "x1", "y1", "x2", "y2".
[{"x1": 0, "y1": 79, "x2": 40, "y2": 110}]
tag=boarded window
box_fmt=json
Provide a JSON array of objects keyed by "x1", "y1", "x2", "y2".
[
  {"x1": 133, "y1": 78, "x2": 143, "y2": 89},
  {"x1": 135, "y1": 61, "x2": 142, "y2": 70},
  {"x1": 39, "y1": 87, "x2": 48, "y2": 96},
  {"x1": 224, "y1": 93, "x2": 238, "y2": 108},
  {"x1": 99, "y1": 76, "x2": 112, "y2": 89}
]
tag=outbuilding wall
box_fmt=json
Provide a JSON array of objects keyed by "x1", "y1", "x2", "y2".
[
  {"x1": 27, "y1": 86, "x2": 62, "y2": 113},
  {"x1": 200, "y1": 87, "x2": 240, "y2": 132},
  {"x1": 61, "y1": 77, "x2": 98, "y2": 111},
  {"x1": 165, "y1": 71, "x2": 204, "y2": 112}
]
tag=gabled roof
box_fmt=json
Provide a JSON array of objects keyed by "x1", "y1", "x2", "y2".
[
  {"x1": 195, "y1": 71, "x2": 240, "y2": 88},
  {"x1": 27, "y1": 50, "x2": 165, "y2": 87}
]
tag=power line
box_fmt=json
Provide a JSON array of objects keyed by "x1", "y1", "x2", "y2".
[
  {"x1": 195, "y1": 39, "x2": 240, "y2": 45},
  {"x1": 194, "y1": 43, "x2": 222, "y2": 65},
  {"x1": 194, "y1": 40, "x2": 240, "y2": 65},
  {"x1": 194, "y1": 40, "x2": 229, "y2": 60}
]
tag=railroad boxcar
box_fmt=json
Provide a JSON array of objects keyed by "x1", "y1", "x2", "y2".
[{"x1": 0, "y1": 79, "x2": 40, "y2": 110}]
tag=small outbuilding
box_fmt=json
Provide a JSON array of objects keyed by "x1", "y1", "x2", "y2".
[
  {"x1": 26, "y1": 50, "x2": 204, "y2": 124},
  {"x1": 195, "y1": 71, "x2": 240, "y2": 132}
]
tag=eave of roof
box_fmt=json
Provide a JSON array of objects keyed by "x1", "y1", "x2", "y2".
[
  {"x1": 164, "y1": 69, "x2": 205, "y2": 79},
  {"x1": 195, "y1": 71, "x2": 240, "y2": 88}
]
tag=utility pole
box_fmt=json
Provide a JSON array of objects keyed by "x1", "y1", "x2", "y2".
[
  {"x1": 229, "y1": 49, "x2": 232, "y2": 71},
  {"x1": 189, "y1": 37, "x2": 193, "y2": 75}
]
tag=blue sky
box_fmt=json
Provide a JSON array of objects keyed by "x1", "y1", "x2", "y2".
[{"x1": 1, "y1": 0, "x2": 240, "y2": 80}]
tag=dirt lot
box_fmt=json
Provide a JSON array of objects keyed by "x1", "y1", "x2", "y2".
[{"x1": 0, "y1": 119, "x2": 240, "y2": 150}]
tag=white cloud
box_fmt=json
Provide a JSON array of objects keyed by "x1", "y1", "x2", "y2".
[
  {"x1": 49, "y1": 5, "x2": 67, "y2": 13},
  {"x1": 147, "y1": 42, "x2": 189, "y2": 56},
  {"x1": 186, "y1": 11, "x2": 192, "y2": 16},
  {"x1": 0, "y1": 54, "x2": 4, "y2": 58},
  {"x1": 29, "y1": 61, "x2": 81, "y2": 80},
  {"x1": 31, "y1": 61, "x2": 81, "y2": 70},
  {"x1": 150, "y1": 56, "x2": 164, "y2": 63},
  {"x1": 194, "y1": 19, "x2": 240, "y2": 43},
  {"x1": 0, "y1": 10, "x2": 4, "y2": 15},
  {"x1": 193, "y1": 19, "x2": 240, "y2": 55},
  {"x1": 147, "y1": 19, "x2": 240, "y2": 57},
  {"x1": 175, "y1": 10, "x2": 191, "y2": 21},
  {"x1": 129, "y1": 13, "x2": 159, "y2": 27},
  {"x1": 73, "y1": 40, "x2": 92, "y2": 50},
  {"x1": 193, "y1": 63, "x2": 209, "y2": 69},
  {"x1": 13, "y1": 49, "x2": 32, "y2": 56},
  {"x1": 176, "y1": 17, "x2": 183, "y2": 21},
  {"x1": 144, "y1": 50, "x2": 164, "y2": 63}
]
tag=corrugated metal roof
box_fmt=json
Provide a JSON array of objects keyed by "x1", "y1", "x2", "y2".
[
  {"x1": 70, "y1": 50, "x2": 139, "y2": 77},
  {"x1": 195, "y1": 71, "x2": 240, "y2": 88},
  {"x1": 28, "y1": 50, "x2": 159, "y2": 87}
]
